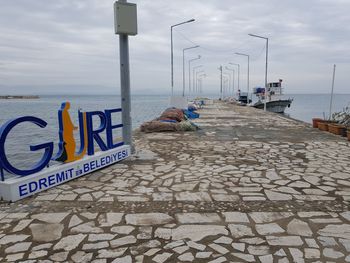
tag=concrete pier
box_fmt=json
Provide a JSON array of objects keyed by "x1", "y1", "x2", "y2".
[{"x1": 1, "y1": 101, "x2": 350, "y2": 262}]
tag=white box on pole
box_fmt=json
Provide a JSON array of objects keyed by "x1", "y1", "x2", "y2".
[{"x1": 114, "y1": 2, "x2": 137, "y2": 36}]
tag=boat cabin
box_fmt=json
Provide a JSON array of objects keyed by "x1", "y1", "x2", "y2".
[
  {"x1": 267, "y1": 80, "x2": 283, "y2": 96},
  {"x1": 237, "y1": 91, "x2": 252, "y2": 104},
  {"x1": 253, "y1": 79, "x2": 284, "y2": 100}
]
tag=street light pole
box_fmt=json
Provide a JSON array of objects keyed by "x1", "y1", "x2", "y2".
[
  {"x1": 218, "y1": 66, "x2": 223, "y2": 100},
  {"x1": 195, "y1": 70, "x2": 204, "y2": 93},
  {"x1": 193, "y1": 65, "x2": 203, "y2": 94},
  {"x1": 114, "y1": 0, "x2": 137, "y2": 152},
  {"x1": 226, "y1": 66, "x2": 235, "y2": 96},
  {"x1": 248, "y1": 33, "x2": 269, "y2": 111},
  {"x1": 223, "y1": 73, "x2": 231, "y2": 97},
  {"x1": 222, "y1": 76, "x2": 228, "y2": 98},
  {"x1": 198, "y1": 74, "x2": 206, "y2": 93},
  {"x1": 189, "y1": 55, "x2": 201, "y2": 95},
  {"x1": 235, "y1": 53, "x2": 250, "y2": 104},
  {"x1": 182, "y1": 45, "x2": 199, "y2": 97},
  {"x1": 229, "y1": 62, "x2": 240, "y2": 94},
  {"x1": 170, "y1": 19, "x2": 195, "y2": 95}
]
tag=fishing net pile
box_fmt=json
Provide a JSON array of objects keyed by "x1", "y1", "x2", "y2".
[{"x1": 140, "y1": 107, "x2": 199, "y2": 133}]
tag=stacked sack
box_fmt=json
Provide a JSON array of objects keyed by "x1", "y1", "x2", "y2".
[{"x1": 140, "y1": 107, "x2": 199, "y2": 133}]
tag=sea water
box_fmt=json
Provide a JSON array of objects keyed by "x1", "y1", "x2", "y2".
[
  {"x1": 284, "y1": 94, "x2": 350, "y2": 123},
  {"x1": 0, "y1": 94, "x2": 349, "y2": 173},
  {"x1": 0, "y1": 95, "x2": 168, "y2": 171}
]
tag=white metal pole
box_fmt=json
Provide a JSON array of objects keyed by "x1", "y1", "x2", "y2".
[
  {"x1": 228, "y1": 74, "x2": 231, "y2": 96},
  {"x1": 237, "y1": 64, "x2": 240, "y2": 91},
  {"x1": 195, "y1": 71, "x2": 197, "y2": 93},
  {"x1": 171, "y1": 26, "x2": 174, "y2": 94},
  {"x1": 188, "y1": 56, "x2": 200, "y2": 96},
  {"x1": 224, "y1": 77, "x2": 228, "y2": 97},
  {"x1": 247, "y1": 55, "x2": 250, "y2": 104},
  {"x1": 117, "y1": 0, "x2": 132, "y2": 151},
  {"x1": 195, "y1": 72, "x2": 200, "y2": 93},
  {"x1": 264, "y1": 38, "x2": 268, "y2": 111},
  {"x1": 223, "y1": 73, "x2": 230, "y2": 98},
  {"x1": 182, "y1": 48, "x2": 185, "y2": 96},
  {"x1": 194, "y1": 71, "x2": 198, "y2": 94},
  {"x1": 195, "y1": 70, "x2": 204, "y2": 93},
  {"x1": 170, "y1": 19, "x2": 195, "y2": 95},
  {"x1": 193, "y1": 65, "x2": 202, "y2": 96},
  {"x1": 232, "y1": 69, "x2": 235, "y2": 96},
  {"x1": 329, "y1": 64, "x2": 336, "y2": 120},
  {"x1": 248, "y1": 34, "x2": 269, "y2": 110},
  {"x1": 219, "y1": 66, "x2": 223, "y2": 99},
  {"x1": 188, "y1": 59, "x2": 191, "y2": 95},
  {"x1": 196, "y1": 78, "x2": 199, "y2": 94},
  {"x1": 182, "y1": 45, "x2": 199, "y2": 97},
  {"x1": 226, "y1": 67, "x2": 235, "y2": 97},
  {"x1": 229, "y1": 62, "x2": 240, "y2": 95},
  {"x1": 235, "y1": 53, "x2": 250, "y2": 103},
  {"x1": 197, "y1": 74, "x2": 206, "y2": 94},
  {"x1": 193, "y1": 67, "x2": 195, "y2": 93}
]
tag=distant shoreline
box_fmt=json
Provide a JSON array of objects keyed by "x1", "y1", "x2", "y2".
[{"x1": 0, "y1": 95, "x2": 39, "y2": 99}]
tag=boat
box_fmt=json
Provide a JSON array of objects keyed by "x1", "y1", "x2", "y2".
[{"x1": 253, "y1": 80, "x2": 292, "y2": 113}]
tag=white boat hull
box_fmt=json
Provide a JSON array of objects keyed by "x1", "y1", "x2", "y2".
[{"x1": 253, "y1": 99, "x2": 292, "y2": 113}]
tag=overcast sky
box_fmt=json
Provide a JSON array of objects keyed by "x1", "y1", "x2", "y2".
[{"x1": 0, "y1": 0, "x2": 350, "y2": 95}]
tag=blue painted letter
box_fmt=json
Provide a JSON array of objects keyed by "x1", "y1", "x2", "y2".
[
  {"x1": 86, "y1": 111, "x2": 108, "y2": 155},
  {"x1": 0, "y1": 116, "x2": 54, "y2": 176},
  {"x1": 105, "y1": 108, "x2": 123, "y2": 149}
]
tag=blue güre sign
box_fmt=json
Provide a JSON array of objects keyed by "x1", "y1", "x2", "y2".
[{"x1": 0, "y1": 102, "x2": 130, "y2": 201}]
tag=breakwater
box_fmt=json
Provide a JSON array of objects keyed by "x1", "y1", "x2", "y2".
[
  {"x1": 0, "y1": 95, "x2": 39, "y2": 99},
  {"x1": 0, "y1": 101, "x2": 349, "y2": 262}
]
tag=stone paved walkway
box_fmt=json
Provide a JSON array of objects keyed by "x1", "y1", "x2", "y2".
[{"x1": 1, "y1": 101, "x2": 350, "y2": 262}]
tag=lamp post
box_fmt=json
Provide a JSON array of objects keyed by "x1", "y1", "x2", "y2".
[
  {"x1": 170, "y1": 19, "x2": 195, "y2": 95},
  {"x1": 248, "y1": 33, "x2": 268, "y2": 111},
  {"x1": 193, "y1": 65, "x2": 203, "y2": 94},
  {"x1": 235, "y1": 53, "x2": 250, "y2": 104},
  {"x1": 114, "y1": 0, "x2": 137, "y2": 152},
  {"x1": 197, "y1": 74, "x2": 206, "y2": 93},
  {"x1": 189, "y1": 55, "x2": 201, "y2": 95},
  {"x1": 183, "y1": 45, "x2": 199, "y2": 96},
  {"x1": 222, "y1": 76, "x2": 228, "y2": 98},
  {"x1": 195, "y1": 70, "x2": 204, "y2": 93},
  {"x1": 229, "y1": 62, "x2": 240, "y2": 93},
  {"x1": 218, "y1": 66, "x2": 223, "y2": 100},
  {"x1": 223, "y1": 73, "x2": 231, "y2": 97},
  {"x1": 225, "y1": 66, "x2": 235, "y2": 96}
]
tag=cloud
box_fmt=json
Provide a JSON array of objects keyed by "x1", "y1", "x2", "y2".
[{"x1": 0, "y1": 0, "x2": 349, "y2": 94}]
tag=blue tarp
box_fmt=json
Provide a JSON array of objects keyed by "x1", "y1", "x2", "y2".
[
  {"x1": 183, "y1": 110, "x2": 199, "y2": 119},
  {"x1": 159, "y1": 119, "x2": 177, "y2": 123},
  {"x1": 188, "y1": 105, "x2": 197, "y2": 112}
]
